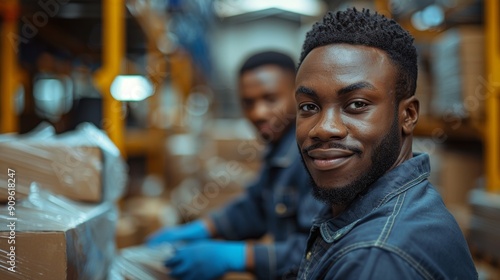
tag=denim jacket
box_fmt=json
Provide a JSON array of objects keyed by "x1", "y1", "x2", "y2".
[
  {"x1": 210, "y1": 126, "x2": 323, "y2": 279},
  {"x1": 297, "y1": 153, "x2": 478, "y2": 280}
]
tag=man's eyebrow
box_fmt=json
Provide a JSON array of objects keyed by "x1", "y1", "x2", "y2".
[
  {"x1": 295, "y1": 82, "x2": 375, "y2": 98},
  {"x1": 338, "y1": 81, "x2": 375, "y2": 96},
  {"x1": 295, "y1": 86, "x2": 317, "y2": 98}
]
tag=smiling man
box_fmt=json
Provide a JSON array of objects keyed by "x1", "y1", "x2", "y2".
[{"x1": 293, "y1": 8, "x2": 478, "y2": 279}]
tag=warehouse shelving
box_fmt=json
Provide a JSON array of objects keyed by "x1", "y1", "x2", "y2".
[
  {"x1": 373, "y1": 0, "x2": 499, "y2": 193},
  {"x1": 1, "y1": 0, "x2": 498, "y2": 192}
]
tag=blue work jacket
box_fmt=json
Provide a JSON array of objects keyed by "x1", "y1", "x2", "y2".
[{"x1": 296, "y1": 153, "x2": 478, "y2": 280}]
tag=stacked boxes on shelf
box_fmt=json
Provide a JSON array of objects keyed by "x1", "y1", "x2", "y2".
[
  {"x1": 468, "y1": 189, "x2": 500, "y2": 261},
  {"x1": 431, "y1": 26, "x2": 485, "y2": 121},
  {"x1": 0, "y1": 123, "x2": 128, "y2": 279},
  {"x1": 169, "y1": 118, "x2": 263, "y2": 222}
]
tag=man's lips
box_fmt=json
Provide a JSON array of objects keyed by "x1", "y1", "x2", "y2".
[{"x1": 306, "y1": 148, "x2": 355, "y2": 171}]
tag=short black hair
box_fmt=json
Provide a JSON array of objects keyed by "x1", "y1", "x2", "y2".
[
  {"x1": 298, "y1": 8, "x2": 418, "y2": 102},
  {"x1": 239, "y1": 51, "x2": 296, "y2": 77}
]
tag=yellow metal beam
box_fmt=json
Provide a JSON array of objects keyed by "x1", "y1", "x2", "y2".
[
  {"x1": 0, "y1": 0, "x2": 19, "y2": 133},
  {"x1": 170, "y1": 51, "x2": 193, "y2": 126},
  {"x1": 485, "y1": 0, "x2": 500, "y2": 192},
  {"x1": 93, "y1": 0, "x2": 126, "y2": 157}
]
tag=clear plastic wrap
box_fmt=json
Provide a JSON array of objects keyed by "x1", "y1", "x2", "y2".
[
  {"x1": 0, "y1": 185, "x2": 118, "y2": 279},
  {"x1": 0, "y1": 122, "x2": 127, "y2": 203},
  {"x1": 0, "y1": 122, "x2": 55, "y2": 143},
  {"x1": 108, "y1": 244, "x2": 174, "y2": 280}
]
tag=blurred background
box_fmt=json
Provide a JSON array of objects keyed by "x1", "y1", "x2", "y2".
[{"x1": 0, "y1": 0, "x2": 499, "y2": 278}]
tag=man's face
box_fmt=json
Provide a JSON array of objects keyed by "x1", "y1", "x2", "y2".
[
  {"x1": 295, "y1": 44, "x2": 404, "y2": 207},
  {"x1": 239, "y1": 65, "x2": 296, "y2": 143}
]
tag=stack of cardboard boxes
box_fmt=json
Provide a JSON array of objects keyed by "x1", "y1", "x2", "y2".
[
  {"x1": 168, "y1": 118, "x2": 262, "y2": 223},
  {"x1": 0, "y1": 123, "x2": 128, "y2": 279},
  {"x1": 468, "y1": 189, "x2": 500, "y2": 258},
  {"x1": 431, "y1": 25, "x2": 485, "y2": 121},
  {"x1": 467, "y1": 188, "x2": 500, "y2": 280}
]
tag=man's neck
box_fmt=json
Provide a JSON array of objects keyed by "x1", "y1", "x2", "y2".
[{"x1": 331, "y1": 204, "x2": 347, "y2": 218}]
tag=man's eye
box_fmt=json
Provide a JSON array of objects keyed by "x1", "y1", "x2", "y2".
[
  {"x1": 348, "y1": 101, "x2": 367, "y2": 110},
  {"x1": 264, "y1": 95, "x2": 277, "y2": 104},
  {"x1": 299, "y1": 104, "x2": 318, "y2": 112}
]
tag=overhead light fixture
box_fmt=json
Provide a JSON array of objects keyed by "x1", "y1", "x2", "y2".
[
  {"x1": 33, "y1": 75, "x2": 73, "y2": 121},
  {"x1": 411, "y1": 11, "x2": 427, "y2": 31},
  {"x1": 110, "y1": 75, "x2": 154, "y2": 101},
  {"x1": 421, "y1": 4, "x2": 444, "y2": 27},
  {"x1": 214, "y1": 0, "x2": 326, "y2": 18},
  {"x1": 411, "y1": 4, "x2": 444, "y2": 31}
]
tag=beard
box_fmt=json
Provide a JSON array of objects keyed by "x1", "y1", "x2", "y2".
[{"x1": 303, "y1": 116, "x2": 401, "y2": 208}]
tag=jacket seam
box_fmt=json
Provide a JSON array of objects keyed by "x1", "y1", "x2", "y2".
[
  {"x1": 377, "y1": 172, "x2": 429, "y2": 208},
  {"x1": 324, "y1": 241, "x2": 435, "y2": 280},
  {"x1": 376, "y1": 192, "x2": 406, "y2": 245}
]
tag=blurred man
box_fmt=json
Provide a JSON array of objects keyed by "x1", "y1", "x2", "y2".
[
  {"x1": 293, "y1": 8, "x2": 478, "y2": 279},
  {"x1": 148, "y1": 51, "x2": 322, "y2": 280}
]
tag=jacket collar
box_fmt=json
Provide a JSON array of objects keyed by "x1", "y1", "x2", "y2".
[{"x1": 313, "y1": 153, "x2": 431, "y2": 243}]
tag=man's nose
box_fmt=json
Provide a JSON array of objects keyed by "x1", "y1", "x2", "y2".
[
  {"x1": 249, "y1": 101, "x2": 270, "y2": 123},
  {"x1": 309, "y1": 108, "x2": 348, "y2": 141}
]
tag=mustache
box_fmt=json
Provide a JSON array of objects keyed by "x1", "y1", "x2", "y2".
[{"x1": 302, "y1": 142, "x2": 362, "y2": 155}]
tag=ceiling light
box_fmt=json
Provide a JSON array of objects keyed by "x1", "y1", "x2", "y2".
[
  {"x1": 214, "y1": 0, "x2": 325, "y2": 18},
  {"x1": 33, "y1": 76, "x2": 73, "y2": 121},
  {"x1": 110, "y1": 75, "x2": 154, "y2": 101}
]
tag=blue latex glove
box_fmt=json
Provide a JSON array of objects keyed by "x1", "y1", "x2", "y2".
[
  {"x1": 146, "y1": 220, "x2": 210, "y2": 247},
  {"x1": 165, "y1": 240, "x2": 246, "y2": 280}
]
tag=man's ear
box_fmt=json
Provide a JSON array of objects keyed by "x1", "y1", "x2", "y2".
[{"x1": 400, "y1": 96, "x2": 419, "y2": 136}]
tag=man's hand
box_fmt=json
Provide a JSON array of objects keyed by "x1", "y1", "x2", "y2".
[
  {"x1": 165, "y1": 240, "x2": 246, "y2": 280},
  {"x1": 146, "y1": 220, "x2": 210, "y2": 247}
]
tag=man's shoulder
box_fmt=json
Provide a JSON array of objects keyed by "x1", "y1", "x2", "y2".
[
  {"x1": 357, "y1": 179, "x2": 459, "y2": 240},
  {"x1": 327, "y1": 180, "x2": 476, "y2": 279}
]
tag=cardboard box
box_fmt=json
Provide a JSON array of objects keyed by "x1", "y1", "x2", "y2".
[
  {"x1": 123, "y1": 197, "x2": 179, "y2": 242},
  {"x1": 468, "y1": 189, "x2": 500, "y2": 262},
  {"x1": 0, "y1": 123, "x2": 127, "y2": 203},
  {"x1": 0, "y1": 191, "x2": 117, "y2": 280},
  {"x1": 0, "y1": 143, "x2": 102, "y2": 202},
  {"x1": 163, "y1": 133, "x2": 203, "y2": 191},
  {"x1": 437, "y1": 146, "x2": 484, "y2": 208},
  {"x1": 208, "y1": 118, "x2": 265, "y2": 165},
  {"x1": 116, "y1": 215, "x2": 140, "y2": 249}
]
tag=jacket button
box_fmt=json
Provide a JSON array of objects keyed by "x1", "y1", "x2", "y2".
[
  {"x1": 306, "y1": 251, "x2": 312, "y2": 260},
  {"x1": 275, "y1": 203, "x2": 287, "y2": 214}
]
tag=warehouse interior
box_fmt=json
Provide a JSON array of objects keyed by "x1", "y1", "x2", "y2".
[{"x1": 0, "y1": 0, "x2": 499, "y2": 279}]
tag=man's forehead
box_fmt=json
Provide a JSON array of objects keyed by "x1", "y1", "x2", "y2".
[
  {"x1": 296, "y1": 44, "x2": 397, "y2": 86},
  {"x1": 301, "y1": 44, "x2": 390, "y2": 71},
  {"x1": 241, "y1": 65, "x2": 290, "y2": 87}
]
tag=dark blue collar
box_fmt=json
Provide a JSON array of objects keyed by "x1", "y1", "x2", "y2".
[{"x1": 313, "y1": 153, "x2": 431, "y2": 242}]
